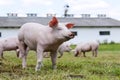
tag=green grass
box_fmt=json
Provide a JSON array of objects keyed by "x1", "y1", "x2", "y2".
[
  {"x1": 99, "y1": 43, "x2": 120, "y2": 51},
  {"x1": 0, "y1": 44, "x2": 120, "y2": 80}
]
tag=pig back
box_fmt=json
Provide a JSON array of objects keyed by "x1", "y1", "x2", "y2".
[
  {"x1": 2, "y1": 37, "x2": 19, "y2": 51},
  {"x1": 18, "y1": 23, "x2": 54, "y2": 50},
  {"x1": 89, "y1": 41, "x2": 99, "y2": 50}
]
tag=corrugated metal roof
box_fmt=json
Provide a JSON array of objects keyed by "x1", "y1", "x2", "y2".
[{"x1": 0, "y1": 17, "x2": 120, "y2": 28}]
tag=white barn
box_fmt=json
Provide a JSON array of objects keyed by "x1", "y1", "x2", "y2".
[{"x1": 0, "y1": 13, "x2": 120, "y2": 44}]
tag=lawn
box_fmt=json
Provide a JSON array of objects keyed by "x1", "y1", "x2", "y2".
[{"x1": 0, "y1": 44, "x2": 120, "y2": 80}]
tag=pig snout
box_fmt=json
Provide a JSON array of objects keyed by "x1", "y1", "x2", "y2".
[
  {"x1": 69, "y1": 33, "x2": 75, "y2": 38},
  {"x1": 65, "y1": 32, "x2": 75, "y2": 40}
]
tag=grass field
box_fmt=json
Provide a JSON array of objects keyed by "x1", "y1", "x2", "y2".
[{"x1": 0, "y1": 44, "x2": 120, "y2": 80}]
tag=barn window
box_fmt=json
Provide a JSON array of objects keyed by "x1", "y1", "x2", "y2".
[
  {"x1": 72, "y1": 31, "x2": 77, "y2": 36},
  {"x1": 99, "y1": 31, "x2": 110, "y2": 35}
]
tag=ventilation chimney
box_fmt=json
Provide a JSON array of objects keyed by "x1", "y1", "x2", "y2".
[
  {"x1": 7, "y1": 13, "x2": 18, "y2": 17},
  {"x1": 64, "y1": 5, "x2": 69, "y2": 17},
  {"x1": 27, "y1": 13, "x2": 37, "y2": 17},
  {"x1": 97, "y1": 14, "x2": 106, "y2": 18},
  {"x1": 46, "y1": 13, "x2": 56, "y2": 17},
  {"x1": 64, "y1": 14, "x2": 74, "y2": 18},
  {"x1": 81, "y1": 14, "x2": 91, "y2": 18}
]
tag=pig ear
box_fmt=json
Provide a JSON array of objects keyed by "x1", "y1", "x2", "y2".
[
  {"x1": 49, "y1": 17, "x2": 58, "y2": 27},
  {"x1": 66, "y1": 23, "x2": 74, "y2": 29}
]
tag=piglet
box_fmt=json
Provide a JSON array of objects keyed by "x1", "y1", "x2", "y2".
[
  {"x1": 74, "y1": 41, "x2": 99, "y2": 57},
  {"x1": 0, "y1": 37, "x2": 19, "y2": 58},
  {"x1": 58, "y1": 42, "x2": 71, "y2": 58}
]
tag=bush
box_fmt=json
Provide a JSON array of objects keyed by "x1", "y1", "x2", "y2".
[{"x1": 110, "y1": 41, "x2": 115, "y2": 44}]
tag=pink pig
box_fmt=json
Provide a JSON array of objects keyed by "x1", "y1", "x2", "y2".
[
  {"x1": 0, "y1": 37, "x2": 19, "y2": 58},
  {"x1": 18, "y1": 17, "x2": 74, "y2": 71},
  {"x1": 57, "y1": 42, "x2": 71, "y2": 58},
  {"x1": 74, "y1": 41, "x2": 99, "y2": 57},
  {"x1": 43, "y1": 42, "x2": 72, "y2": 58}
]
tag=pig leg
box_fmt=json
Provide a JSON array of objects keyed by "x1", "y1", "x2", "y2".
[
  {"x1": 18, "y1": 47, "x2": 29, "y2": 58},
  {"x1": 35, "y1": 45, "x2": 44, "y2": 71},
  {"x1": 50, "y1": 51, "x2": 57, "y2": 69},
  {"x1": 83, "y1": 52, "x2": 86, "y2": 57},
  {"x1": 16, "y1": 49, "x2": 20, "y2": 57},
  {"x1": 0, "y1": 52, "x2": 4, "y2": 59},
  {"x1": 74, "y1": 50, "x2": 79, "y2": 57},
  {"x1": 92, "y1": 50, "x2": 94, "y2": 57},
  {"x1": 0, "y1": 49, "x2": 4, "y2": 59},
  {"x1": 94, "y1": 50, "x2": 98, "y2": 57},
  {"x1": 58, "y1": 51, "x2": 63, "y2": 58},
  {"x1": 92, "y1": 50, "x2": 97, "y2": 57},
  {"x1": 19, "y1": 41, "x2": 28, "y2": 69}
]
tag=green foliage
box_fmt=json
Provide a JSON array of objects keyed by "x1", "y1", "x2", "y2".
[{"x1": 0, "y1": 44, "x2": 120, "y2": 80}]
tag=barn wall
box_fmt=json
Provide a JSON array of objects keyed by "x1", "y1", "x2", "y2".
[
  {"x1": 0, "y1": 27, "x2": 120, "y2": 44},
  {"x1": 0, "y1": 28, "x2": 19, "y2": 38},
  {"x1": 69, "y1": 27, "x2": 120, "y2": 44}
]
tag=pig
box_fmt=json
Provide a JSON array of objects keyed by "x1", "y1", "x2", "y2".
[
  {"x1": 74, "y1": 41, "x2": 99, "y2": 57},
  {"x1": 57, "y1": 42, "x2": 71, "y2": 58},
  {"x1": 0, "y1": 37, "x2": 20, "y2": 58},
  {"x1": 18, "y1": 17, "x2": 74, "y2": 71},
  {"x1": 43, "y1": 42, "x2": 72, "y2": 58}
]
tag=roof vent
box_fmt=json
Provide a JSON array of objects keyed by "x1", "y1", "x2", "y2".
[
  {"x1": 81, "y1": 14, "x2": 91, "y2": 18},
  {"x1": 46, "y1": 13, "x2": 56, "y2": 17},
  {"x1": 64, "y1": 14, "x2": 74, "y2": 18},
  {"x1": 27, "y1": 13, "x2": 37, "y2": 17},
  {"x1": 97, "y1": 14, "x2": 106, "y2": 18},
  {"x1": 7, "y1": 13, "x2": 18, "y2": 17}
]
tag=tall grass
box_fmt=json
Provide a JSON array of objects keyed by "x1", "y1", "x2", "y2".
[{"x1": 0, "y1": 44, "x2": 120, "y2": 80}]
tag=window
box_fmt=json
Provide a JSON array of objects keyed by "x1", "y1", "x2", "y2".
[
  {"x1": 72, "y1": 31, "x2": 77, "y2": 36},
  {"x1": 99, "y1": 31, "x2": 110, "y2": 35}
]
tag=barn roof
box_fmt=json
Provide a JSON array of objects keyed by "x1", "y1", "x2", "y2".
[{"x1": 0, "y1": 17, "x2": 120, "y2": 28}]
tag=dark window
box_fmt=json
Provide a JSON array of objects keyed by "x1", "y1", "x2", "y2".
[
  {"x1": 99, "y1": 31, "x2": 110, "y2": 35},
  {"x1": 72, "y1": 31, "x2": 77, "y2": 36}
]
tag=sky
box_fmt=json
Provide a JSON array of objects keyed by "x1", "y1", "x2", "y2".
[{"x1": 0, "y1": 0, "x2": 120, "y2": 20}]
